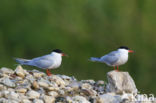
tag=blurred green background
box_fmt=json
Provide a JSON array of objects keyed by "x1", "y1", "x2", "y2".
[{"x1": 0, "y1": 0, "x2": 155, "y2": 95}]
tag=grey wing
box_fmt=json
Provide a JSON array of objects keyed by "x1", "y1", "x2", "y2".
[
  {"x1": 31, "y1": 55, "x2": 53, "y2": 69},
  {"x1": 100, "y1": 51, "x2": 119, "y2": 65}
]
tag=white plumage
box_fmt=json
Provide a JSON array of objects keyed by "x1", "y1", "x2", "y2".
[
  {"x1": 90, "y1": 46, "x2": 133, "y2": 70},
  {"x1": 15, "y1": 49, "x2": 66, "y2": 76}
]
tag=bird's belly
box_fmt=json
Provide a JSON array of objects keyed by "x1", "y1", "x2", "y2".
[
  {"x1": 114, "y1": 56, "x2": 128, "y2": 66},
  {"x1": 48, "y1": 62, "x2": 61, "y2": 69}
]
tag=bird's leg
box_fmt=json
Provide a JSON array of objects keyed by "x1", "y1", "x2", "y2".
[
  {"x1": 117, "y1": 66, "x2": 119, "y2": 71},
  {"x1": 114, "y1": 66, "x2": 116, "y2": 70},
  {"x1": 46, "y1": 69, "x2": 52, "y2": 76}
]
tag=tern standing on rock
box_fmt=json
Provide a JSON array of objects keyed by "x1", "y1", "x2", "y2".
[
  {"x1": 90, "y1": 46, "x2": 134, "y2": 71},
  {"x1": 15, "y1": 49, "x2": 67, "y2": 76}
]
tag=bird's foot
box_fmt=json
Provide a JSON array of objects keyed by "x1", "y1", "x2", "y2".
[{"x1": 46, "y1": 69, "x2": 52, "y2": 76}]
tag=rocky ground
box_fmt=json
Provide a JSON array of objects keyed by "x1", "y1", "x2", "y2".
[{"x1": 0, "y1": 65, "x2": 155, "y2": 103}]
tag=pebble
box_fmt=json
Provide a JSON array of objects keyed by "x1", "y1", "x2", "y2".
[
  {"x1": 48, "y1": 91, "x2": 58, "y2": 97},
  {"x1": 33, "y1": 71, "x2": 45, "y2": 78},
  {"x1": 38, "y1": 81, "x2": 49, "y2": 88},
  {"x1": 16, "y1": 88, "x2": 27, "y2": 93},
  {"x1": 0, "y1": 66, "x2": 154, "y2": 103},
  {"x1": 49, "y1": 75, "x2": 66, "y2": 87},
  {"x1": 68, "y1": 81, "x2": 81, "y2": 90},
  {"x1": 15, "y1": 65, "x2": 26, "y2": 78},
  {"x1": 26, "y1": 90, "x2": 40, "y2": 99},
  {"x1": 0, "y1": 77, "x2": 16, "y2": 87},
  {"x1": 98, "y1": 94, "x2": 122, "y2": 103},
  {"x1": 33, "y1": 99, "x2": 44, "y2": 103},
  {"x1": 0, "y1": 67, "x2": 14, "y2": 74},
  {"x1": 32, "y1": 81, "x2": 39, "y2": 89},
  {"x1": 43, "y1": 95, "x2": 55, "y2": 103},
  {"x1": 21, "y1": 99, "x2": 32, "y2": 103},
  {"x1": 72, "y1": 95, "x2": 90, "y2": 103}
]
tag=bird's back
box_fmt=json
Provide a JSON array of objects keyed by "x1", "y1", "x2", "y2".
[
  {"x1": 31, "y1": 53, "x2": 62, "y2": 69},
  {"x1": 100, "y1": 51, "x2": 120, "y2": 66}
]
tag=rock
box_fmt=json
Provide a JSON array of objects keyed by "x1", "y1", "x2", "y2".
[
  {"x1": 38, "y1": 80, "x2": 49, "y2": 88},
  {"x1": 21, "y1": 99, "x2": 32, "y2": 103},
  {"x1": 32, "y1": 81, "x2": 40, "y2": 89},
  {"x1": 33, "y1": 99, "x2": 44, "y2": 103},
  {"x1": 0, "y1": 98, "x2": 19, "y2": 103},
  {"x1": 25, "y1": 74, "x2": 35, "y2": 83},
  {"x1": 68, "y1": 81, "x2": 81, "y2": 90},
  {"x1": 0, "y1": 66, "x2": 153, "y2": 103},
  {"x1": 1, "y1": 90, "x2": 9, "y2": 97},
  {"x1": 81, "y1": 83, "x2": 93, "y2": 90},
  {"x1": 59, "y1": 75, "x2": 75, "y2": 85},
  {"x1": 48, "y1": 91, "x2": 58, "y2": 97},
  {"x1": 47, "y1": 86, "x2": 59, "y2": 91},
  {"x1": 66, "y1": 96, "x2": 73, "y2": 103},
  {"x1": 81, "y1": 89, "x2": 97, "y2": 97},
  {"x1": 0, "y1": 67, "x2": 14, "y2": 74},
  {"x1": 15, "y1": 65, "x2": 26, "y2": 78},
  {"x1": 72, "y1": 95, "x2": 90, "y2": 103},
  {"x1": 98, "y1": 94, "x2": 122, "y2": 103},
  {"x1": 106, "y1": 71, "x2": 138, "y2": 94},
  {"x1": 26, "y1": 90, "x2": 40, "y2": 99},
  {"x1": 55, "y1": 97, "x2": 67, "y2": 103},
  {"x1": 49, "y1": 75, "x2": 66, "y2": 87},
  {"x1": 97, "y1": 80, "x2": 105, "y2": 85},
  {"x1": 0, "y1": 84, "x2": 6, "y2": 90},
  {"x1": 58, "y1": 89, "x2": 65, "y2": 95},
  {"x1": 16, "y1": 88, "x2": 27, "y2": 93},
  {"x1": 43, "y1": 95, "x2": 55, "y2": 103},
  {"x1": 0, "y1": 77, "x2": 16, "y2": 87},
  {"x1": 32, "y1": 70, "x2": 45, "y2": 78},
  {"x1": 7, "y1": 91, "x2": 19, "y2": 100}
]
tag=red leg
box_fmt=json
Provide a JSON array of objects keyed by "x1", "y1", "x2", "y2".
[
  {"x1": 114, "y1": 66, "x2": 116, "y2": 70},
  {"x1": 117, "y1": 66, "x2": 119, "y2": 71},
  {"x1": 46, "y1": 69, "x2": 52, "y2": 76}
]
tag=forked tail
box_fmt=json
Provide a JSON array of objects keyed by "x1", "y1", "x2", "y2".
[
  {"x1": 15, "y1": 58, "x2": 31, "y2": 65},
  {"x1": 90, "y1": 57, "x2": 101, "y2": 62}
]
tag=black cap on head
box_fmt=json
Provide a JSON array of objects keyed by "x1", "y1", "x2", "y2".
[
  {"x1": 118, "y1": 46, "x2": 129, "y2": 50},
  {"x1": 52, "y1": 49, "x2": 63, "y2": 53}
]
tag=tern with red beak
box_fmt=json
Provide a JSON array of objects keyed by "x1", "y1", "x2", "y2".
[
  {"x1": 90, "y1": 46, "x2": 134, "y2": 71},
  {"x1": 15, "y1": 49, "x2": 67, "y2": 76}
]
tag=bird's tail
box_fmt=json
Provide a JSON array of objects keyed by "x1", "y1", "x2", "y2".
[
  {"x1": 15, "y1": 58, "x2": 31, "y2": 65},
  {"x1": 90, "y1": 57, "x2": 101, "y2": 62}
]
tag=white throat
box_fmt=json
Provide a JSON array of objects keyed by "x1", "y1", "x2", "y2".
[
  {"x1": 113, "y1": 49, "x2": 129, "y2": 66},
  {"x1": 49, "y1": 52, "x2": 62, "y2": 69}
]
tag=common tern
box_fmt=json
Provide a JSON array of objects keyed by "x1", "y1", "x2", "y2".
[
  {"x1": 90, "y1": 46, "x2": 133, "y2": 70},
  {"x1": 15, "y1": 49, "x2": 67, "y2": 76}
]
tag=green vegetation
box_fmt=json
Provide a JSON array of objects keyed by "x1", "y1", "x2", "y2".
[{"x1": 0, "y1": 0, "x2": 155, "y2": 94}]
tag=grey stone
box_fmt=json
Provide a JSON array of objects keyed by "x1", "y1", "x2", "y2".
[
  {"x1": 0, "y1": 77, "x2": 16, "y2": 87},
  {"x1": 26, "y1": 90, "x2": 40, "y2": 99},
  {"x1": 43, "y1": 95, "x2": 55, "y2": 103},
  {"x1": 72, "y1": 95, "x2": 90, "y2": 103},
  {"x1": 15, "y1": 65, "x2": 27, "y2": 78},
  {"x1": 0, "y1": 67, "x2": 14, "y2": 74},
  {"x1": 33, "y1": 99, "x2": 44, "y2": 103},
  {"x1": 0, "y1": 67, "x2": 153, "y2": 103},
  {"x1": 98, "y1": 94, "x2": 122, "y2": 103},
  {"x1": 106, "y1": 70, "x2": 138, "y2": 94}
]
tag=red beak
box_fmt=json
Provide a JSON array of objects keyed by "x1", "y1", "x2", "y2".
[
  {"x1": 62, "y1": 53, "x2": 68, "y2": 57},
  {"x1": 128, "y1": 50, "x2": 134, "y2": 53}
]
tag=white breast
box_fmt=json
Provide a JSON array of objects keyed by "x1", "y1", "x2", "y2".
[
  {"x1": 48, "y1": 52, "x2": 62, "y2": 69},
  {"x1": 114, "y1": 49, "x2": 129, "y2": 66}
]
